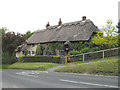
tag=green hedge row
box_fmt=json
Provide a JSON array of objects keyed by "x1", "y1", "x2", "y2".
[{"x1": 19, "y1": 55, "x2": 61, "y2": 63}]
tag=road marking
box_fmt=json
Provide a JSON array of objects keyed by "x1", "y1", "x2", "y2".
[
  {"x1": 16, "y1": 71, "x2": 48, "y2": 78},
  {"x1": 16, "y1": 71, "x2": 48, "y2": 75},
  {"x1": 59, "y1": 79, "x2": 118, "y2": 88}
]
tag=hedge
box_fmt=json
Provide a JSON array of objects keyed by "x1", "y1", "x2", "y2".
[{"x1": 20, "y1": 55, "x2": 61, "y2": 63}]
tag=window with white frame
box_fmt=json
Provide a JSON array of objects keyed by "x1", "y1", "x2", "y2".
[
  {"x1": 44, "y1": 50, "x2": 49, "y2": 55},
  {"x1": 28, "y1": 51, "x2": 31, "y2": 55},
  {"x1": 32, "y1": 51, "x2": 34, "y2": 54},
  {"x1": 58, "y1": 50, "x2": 64, "y2": 56}
]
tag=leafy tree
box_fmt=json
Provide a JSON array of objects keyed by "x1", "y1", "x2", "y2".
[
  {"x1": 92, "y1": 20, "x2": 118, "y2": 48},
  {"x1": 2, "y1": 31, "x2": 25, "y2": 55},
  {"x1": 0, "y1": 27, "x2": 7, "y2": 37},
  {"x1": 24, "y1": 31, "x2": 34, "y2": 40},
  {"x1": 36, "y1": 44, "x2": 45, "y2": 55},
  {"x1": 24, "y1": 50, "x2": 28, "y2": 56},
  {"x1": 1, "y1": 27, "x2": 25, "y2": 64}
]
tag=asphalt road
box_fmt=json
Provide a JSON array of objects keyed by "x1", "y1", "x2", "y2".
[{"x1": 2, "y1": 69, "x2": 119, "y2": 88}]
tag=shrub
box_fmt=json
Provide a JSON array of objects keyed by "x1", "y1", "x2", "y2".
[
  {"x1": 79, "y1": 47, "x2": 90, "y2": 53},
  {"x1": 67, "y1": 50, "x2": 80, "y2": 56},
  {"x1": 2, "y1": 52, "x2": 17, "y2": 64},
  {"x1": 2, "y1": 52, "x2": 10, "y2": 64},
  {"x1": 36, "y1": 44, "x2": 45, "y2": 55},
  {"x1": 20, "y1": 55, "x2": 60, "y2": 63},
  {"x1": 19, "y1": 56, "x2": 24, "y2": 63}
]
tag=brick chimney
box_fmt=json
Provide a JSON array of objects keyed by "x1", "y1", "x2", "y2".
[
  {"x1": 58, "y1": 18, "x2": 62, "y2": 26},
  {"x1": 82, "y1": 16, "x2": 86, "y2": 21},
  {"x1": 46, "y1": 22, "x2": 50, "y2": 29}
]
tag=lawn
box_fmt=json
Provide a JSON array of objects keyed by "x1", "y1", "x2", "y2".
[
  {"x1": 2, "y1": 62, "x2": 58, "y2": 71},
  {"x1": 65, "y1": 56, "x2": 118, "y2": 65},
  {"x1": 55, "y1": 56, "x2": 118, "y2": 76}
]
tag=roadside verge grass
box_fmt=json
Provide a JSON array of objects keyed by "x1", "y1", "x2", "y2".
[
  {"x1": 2, "y1": 62, "x2": 58, "y2": 71},
  {"x1": 65, "y1": 56, "x2": 118, "y2": 65},
  {"x1": 55, "y1": 57, "x2": 118, "y2": 76}
]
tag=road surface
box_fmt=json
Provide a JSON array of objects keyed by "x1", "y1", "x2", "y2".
[{"x1": 2, "y1": 69, "x2": 119, "y2": 88}]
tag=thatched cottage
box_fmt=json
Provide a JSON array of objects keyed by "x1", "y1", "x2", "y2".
[{"x1": 15, "y1": 16, "x2": 98, "y2": 57}]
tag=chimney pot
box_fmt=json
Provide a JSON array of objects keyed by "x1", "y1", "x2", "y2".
[
  {"x1": 46, "y1": 22, "x2": 50, "y2": 29},
  {"x1": 58, "y1": 18, "x2": 62, "y2": 26},
  {"x1": 82, "y1": 16, "x2": 86, "y2": 21}
]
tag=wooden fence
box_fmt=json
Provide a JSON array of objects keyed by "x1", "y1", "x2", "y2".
[{"x1": 65, "y1": 48, "x2": 119, "y2": 64}]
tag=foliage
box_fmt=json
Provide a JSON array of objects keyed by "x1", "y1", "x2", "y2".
[
  {"x1": 72, "y1": 42, "x2": 83, "y2": 50},
  {"x1": 2, "y1": 28, "x2": 25, "y2": 55},
  {"x1": 0, "y1": 27, "x2": 7, "y2": 37},
  {"x1": 67, "y1": 50, "x2": 80, "y2": 56},
  {"x1": 92, "y1": 20, "x2": 118, "y2": 48},
  {"x1": 2, "y1": 52, "x2": 10, "y2": 64},
  {"x1": 24, "y1": 50, "x2": 28, "y2": 56},
  {"x1": 79, "y1": 47, "x2": 90, "y2": 53},
  {"x1": 45, "y1": 43, "x2": 63, "y2": 55},
  {"x1": 2, "y1": 52, "x2": 17, "y2": 64},
  {"x1": 20, "y1": 56, "x2": 60, "y2": 63},
  {"x1": 19, "y1": 56, "x2": 24, "y2": 63},
  {"x1": 24, "y1": 31, "x2": 34, "y2": 40},
  {"x1": 1, "y1": 27, "x2": 25, "y2": 64},
  {"x1": 72, "y1": 40, "x2": 95, "y2": 51},
  {"x1": 36, "y1": 44, "x2": 45, "y2": 55}
]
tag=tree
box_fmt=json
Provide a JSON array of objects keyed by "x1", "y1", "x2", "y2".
[
  {"x1": 1, "y1": 27, "x2": 26, "y2": 64},
  {"x1": 24, "y1": 31, "x2": 34, "y2": 40},
  {"x1": 0, "y1": 27, "x2": 7, "y2": 37},
  {"x1": 24, "y1": 50, "x2": 28, "y2": 56},
  {"x1": 2, "y1": 31, "x2": 25, "y2": 55},
  {"x1": 36, "y1": 44, "x2": 45, "y2": 55},
  {"x1": 92, "y1": 20, "x2": 118, "y2": 48}
]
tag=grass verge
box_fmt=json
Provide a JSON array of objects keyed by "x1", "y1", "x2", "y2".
[
  {"x1": 55, "y1": 57, "x2": 118, "y2": 76},
  {"x1": 65, "y1": 56, "x2": 118, "y2": 65},
  {"x1": 2, "y1": 62, "x2": 58, "y2": 71}
]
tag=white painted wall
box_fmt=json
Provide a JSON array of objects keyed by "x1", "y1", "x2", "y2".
[
  {"x1": 16, "y1": 44, "x2": 38, "y2": 57},
  {"x1": 27, "y1": 44, "x2": 38, "y2": 56},
  {"x1": 16, "y1": 51, "x2": 24, "y2": 58}
]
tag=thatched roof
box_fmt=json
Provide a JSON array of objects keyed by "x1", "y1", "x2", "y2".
[
  {"x1": 15, "y1": 44, "x2": 27, "y2": 52},
  {"x1": 26, "y1": 19, "x2": 98, "y2": 44}
]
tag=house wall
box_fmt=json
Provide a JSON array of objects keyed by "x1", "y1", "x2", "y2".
[
  {"x1": 16, "y1": 51, "x2": 24, "y2": 58},
  {"x1": 16, "y1": 44, "x2": 38, "y2": 58},
  {"x1": 26, "y1": 44, "x2": 38, "y2": 56}
]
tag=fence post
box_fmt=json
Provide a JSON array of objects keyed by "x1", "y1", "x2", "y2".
[
  {"x1": 103, "y1": 50, "x2": 104, "y2": 59},
  {"x1": 65, "y1": 56, "x2": 67, "y2": 64},
  {"x1": 83, "y1": 54, "x2": 84, "y2": 63}
]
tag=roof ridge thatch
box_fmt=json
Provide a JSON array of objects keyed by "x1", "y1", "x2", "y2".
[
  {"x1": 35, "y1": 19, "x2": 91, "y2": 33},
  {"x1": 26, "y1": 19, "x2": 98, "y2": 44}
]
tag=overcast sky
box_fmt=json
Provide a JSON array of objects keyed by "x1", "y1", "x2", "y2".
[{"x1": 0, "y1": 0, "x2": 119, "y2": 34}]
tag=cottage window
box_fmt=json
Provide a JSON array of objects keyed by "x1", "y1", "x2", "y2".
[
  {"x1": 32, "y1": 44, "x2": 35, "y2": 47},
  {"x1": 28, "y1": 51, "x2": 31, "y2": 55},
  {"x1": 58, "y1": 50, "x2": 64, "y2": 56},
  {"x1": 44, "y1": 50, "x2": 49, "y2": 55},
  {"x1": 22, "y1": 51, "x2": 24, "y2": 55},
  {"x1": 32, "y1": 51, "x2": 34, "y2": 54}
]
